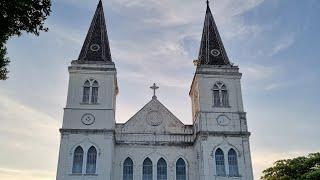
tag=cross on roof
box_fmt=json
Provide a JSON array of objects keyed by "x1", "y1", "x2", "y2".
[{"x1": 150, "y1": 83, "x2": 159, "y2": 99}]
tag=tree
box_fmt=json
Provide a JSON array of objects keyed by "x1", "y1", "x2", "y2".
[
  {"x1": 261, "y1": 152, "x2": 320, "y2": 180},
  {"x1": 0, "y1": 0, "x2": 51, "y2": 80}
]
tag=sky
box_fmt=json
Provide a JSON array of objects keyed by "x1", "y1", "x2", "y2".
[{"x1": 0, "y1": 0, "x2": 319, "y2": 179}]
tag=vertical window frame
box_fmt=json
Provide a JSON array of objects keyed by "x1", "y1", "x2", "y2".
[
  {"x1": 123, "y1": 157, "x2": 133, "y2": 180},
  {"x1": 228, "y1": 149, "x2": 239, "y2": 177},
  {"x1": 142, "y1": 158, "x2": 153, "y2": 180},
  {"x1": 212, "y1": 82, "x2": 229, "y2": 107},
  {"x1": 82, "y1": 79, "x2": 99, "y2": 104},
  {"x1": 72, "y1": 146, "x2": 84, "y2": 174},
  {"x1": 215, "y1": 148, "x2": 226, "y2": 176},
  {"x1": 176, "y1": 158, "x2": 186, "y2": 180},
  {"x1": 86, "y1": 146, "x2": 97, "y2": 174},
  {"x1": 157, "y1": 158, "x2": 167, "y2": 180}
]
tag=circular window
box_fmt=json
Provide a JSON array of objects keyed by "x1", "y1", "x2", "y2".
[
  {"x1": 146, "y1": 111, "x2": 163, "y2": 126},
  {"x1": 211, "y1": 49, "x2": 220, "y2": 57},
  {"x1": 90, "y1": 44, "x2": 101, "y2": 52}
]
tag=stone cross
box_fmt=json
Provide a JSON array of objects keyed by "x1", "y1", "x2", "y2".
[{"x1": 150, "y1": 83, "x2": 159, "y2": 99}]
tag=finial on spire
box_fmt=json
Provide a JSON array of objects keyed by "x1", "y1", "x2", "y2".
[
  {"x1": 150, "y1": 83, "x2": 159, "y2": 99},
  {"x1": 206, "y1": 0, "x2": 210, "y2": 6}
]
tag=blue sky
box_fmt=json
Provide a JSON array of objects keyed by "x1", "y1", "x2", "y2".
[{"x1": 0, "y1": 0, "x2": 319, "y2": 179}]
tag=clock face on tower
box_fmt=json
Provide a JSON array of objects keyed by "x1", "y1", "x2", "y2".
[
  {"x1": 81, "y1": 113, "x2": 95, "y2": 125},
  {"x1": 216, "y1": 115, "x2": 230, "y2": 126}
]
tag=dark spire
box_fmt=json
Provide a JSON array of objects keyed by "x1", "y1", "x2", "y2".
[
  {"x1": 78, "y1": 0, "x2": 112, "y2": 62},
  {"x1": 198, "y1": 1, "x2": 230, "y2": 65}
]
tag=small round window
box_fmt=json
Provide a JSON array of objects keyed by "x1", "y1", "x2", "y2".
[
  {"x1": 211, "y1": 49, "x2": 220, "y2": 57},
  {"x1": 90, "y1": 44, "x2": 101, "y2": 52}
]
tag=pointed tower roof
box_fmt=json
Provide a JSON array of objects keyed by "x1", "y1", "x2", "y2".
[
  {"x1": 198, "y1": 1, "x2": 230, "y2": 65},
  {"x1": 78, "y1": 0, "x2": 112, "y2": 63}
]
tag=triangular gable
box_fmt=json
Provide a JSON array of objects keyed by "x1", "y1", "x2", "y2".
[{"x1": 117, "y1": 98, "x2": 187, "y2": 134}]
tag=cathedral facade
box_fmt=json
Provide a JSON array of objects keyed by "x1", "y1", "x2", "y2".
[{"x1": 56, "y1": 1, "x2": 254, "y2": 180}]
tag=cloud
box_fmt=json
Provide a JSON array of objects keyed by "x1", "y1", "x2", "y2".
[
  {"x1": 0, "y1": 92, "x2": 59, "y2": 180},
  {"x1": 269, "y1": 34, "x2": 295, "y2": 56},
  {"x1": 0, "y1": 167, "x2": 54, "y2": 180},
  {"x1": 242, "y1": 64, "x2": 281, "y2": 81}
]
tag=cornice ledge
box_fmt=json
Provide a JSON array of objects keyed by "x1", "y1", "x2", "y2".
[
  {"x1": 196, "y1": 131, "x2": 251, "y2": 137},
  {"x1": 60, "y1": 128, "x2": 114, "y2": 135}
]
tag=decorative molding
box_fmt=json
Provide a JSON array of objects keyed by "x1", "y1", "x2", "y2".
[{"x1": 60, "y1": 129, "x2": 114, "y2": 135}]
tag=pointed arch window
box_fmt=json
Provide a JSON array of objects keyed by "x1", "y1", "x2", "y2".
[
  {"x1": 86, "y1": 146, "x2": 97, "y2": 174},
  {"x1": 82, "y1": 79, "x2": 99, "y2": 104},
  {"x1": 215, "y1": 148, "x2": 226, "y2": 176},
  {"x1": 157, "y1": 158, "x2": 167, "y2": 180},
  {"x1": 143, "y1": 158, "x2": 153, "y2": 180},
  {"x1": 72, "y1": 146, "x2": 84, "y2": 174},
  {"x1": 123, "y1": 157, "x2": 133, "y2": 180},
  {"x1": 83, "y1": 80, "x2": 91, "y2": 103},
  {"x1": 176, "y1": 158, "x2": 186, "y2": 180},
  {"x1": 228, "y1": 149, "x2": 239, "y2": 177},
  {"x1": 213, "y1": 82, "x2": 229, "y2": 107}
]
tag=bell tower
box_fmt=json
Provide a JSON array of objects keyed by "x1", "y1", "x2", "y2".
[
  {"x1": 56, "y1": 1, "x2": 117, "y2": 179},
  {"x1": 190, "y1": 1, "x2": 254, "y2": 179}
]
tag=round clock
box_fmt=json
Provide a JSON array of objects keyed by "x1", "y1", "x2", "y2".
[
  {"x1": 217, "y1": 115, "x2": 230, "y2": 126},
  {"x1": 211, "y1": 49, "x2": 220, "y2": 57},
  {"x1": 90, "y1": 44, "x2": 100, "y2": 52},
  {"x1": 81, "y1": 113, "x2": 95, "y2": 125}
]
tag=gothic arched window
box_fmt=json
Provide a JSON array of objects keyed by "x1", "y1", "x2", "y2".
[
  {"x1": 86, "y1": 146, "x2": 97, "y2": 174},
  {"x1": 213, "y1": 82, "x2": 229, "y2": 107},
  {"x1": 157, "y1": 158, "x2": 167, "y2": 180},
  {"x1": 215, "y1": 148, "x2": 226, "y2": 176},
  {"x1": 72, "y1": 146, "x2": 84, "y2": 174},
  {"x1": 82, "y1": 79, "x2": 99, "y2": 104},
  {"x1": 83, "y1": 80, "x2": 91, "y2": 103},
  {"x1": 91, "y1": 80, "x2": 99, "y2": 103},
  {"x1": 176, "y1": 158, "x2": 186, "y2": 180},
  {"x1": 228, "y1": 149, "x2": 239, "y2": 177},
  {"x1": 143, "y1": 158, "x2": 153, "y2": 180},
  {"x1": 123, "y1": 157, "x2": 133, "y2": 180}
]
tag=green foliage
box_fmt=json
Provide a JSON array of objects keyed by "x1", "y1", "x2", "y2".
[
  {"x1": 261, "y1": 153, "x2": 320, "y2": 180},
  {"x1": 0, "y1": 0, "x2": 51, "y2": 80}
]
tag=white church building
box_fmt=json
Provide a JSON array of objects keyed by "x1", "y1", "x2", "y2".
[{"x1": 56, "y1": 1, "x2": 254, "y2": 180}]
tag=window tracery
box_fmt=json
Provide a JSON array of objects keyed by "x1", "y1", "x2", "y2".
[
  {"x1": 82, "y1": 79, "x2": 99, "y2": 104},
  {"x1": 213, "y1": 82, "x2": 229, "y2": 107}
]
